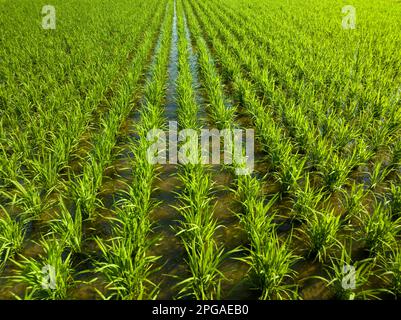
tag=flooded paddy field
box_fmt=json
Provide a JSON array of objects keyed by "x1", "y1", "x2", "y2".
[{"x1": 1, "y1": 0, "x2": 401, "y2": 300}]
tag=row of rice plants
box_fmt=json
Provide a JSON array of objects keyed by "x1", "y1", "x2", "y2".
[
  {"x1": 68, "y1": 1, "x2": 168, "y2": 219},
  {"x1": 0, "y1": 0, "x2": 161, "y2": 192},
  {"x1": 207, "y1": 0, "x2": 401, "y2": 186},
  {"x1": 0, "y1": 0, "x2": 164, "y2": 274},
  {"x1": 92, "y1": 0, "x2": 174, "y2": 299},
  {"x1": 183, "y1": 0, "x2": 300, "y2": 299},
  {"x1": 0, "y1": 0, "x2": 168, "y2": 299},
  {"x1": 174, "y1": 0, "x2": 228, "y2": 299},
  {"x1": 189, "y1": 0, "x2": 401, "y2": 298},
  {"x1": 187, "y1": 0, "x2": 334, "y2": 298}
]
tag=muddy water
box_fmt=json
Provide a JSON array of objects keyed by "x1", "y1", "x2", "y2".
[
  {"x1": 148, "y1": 164, "x2": 187, "y2": 299},
  {"x1": 183, "y1": 15, "x2": 207, "y2": 122},
  {"x1": 146, "y1": 0, "x2": 186, "y2": 299},
  {"x1": 165, "y1": 0, "x2": 179, "y2": 122}
]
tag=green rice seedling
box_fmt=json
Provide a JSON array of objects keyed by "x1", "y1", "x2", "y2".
[
  {"x1": 178, "y1": 236, "x2": 229, "y2": 300},
  {"x1": 299, "y1": 207, "x2": 341, "y2": 262},
  {"x1": 137, "y1": 101, "x2": 166, "y2": 135},
  {"x1": 275, "y1": 156, "x2": 306, "y2": 194},
  {"x1": 235, "y1": 176, "x2": 279, "y2": 246},
  {"x1": 175, "y1": 194, "x2": 214, "y2": 241},
  {"x1": 353, "y1": 139, "x2": 375, "y2": 167},
  {"x1": 28, "y1": 150, "x2": 64, "y2": 191},
  {"x1": 307, "y1": 137, "x2": 331, "y2": 169},
  {"x1": 391, "y1": 140, "x2": 401, "y2": 166},
  {"x1": 379, "y1": 245, "x2": 401, "y2": 298},
  {"x1": 11, "y1": 237, "x2": 74, "y2": 300},
  {"x1": 340, "y1": 182, "x2": 366, "y2": 222},
  {"x1": 175, "y1": 161, "x2": 229, "y2": 299},
  {"x1": 267, "y1": 140, "x2": 292, "y2": 173},
  {"x1": 144, "y1": 77, "x2": 166, "y2": 110},
  {"x1": 94, "y1": 141, "x2": 161, "y2": 300},
  {"x1": 0, "y1": 208, "x2": 26, "y2": 270},
  {"x1": 179, "y1": 163, "x2": 212, "y2": 198},
  {"x1": 196, "y1": 37, "x2": 236, "y2": 129},
  {"x1": 51, "y1": 131, "x2": 75, "y2": 169},
  {"x1": 366, "y1": 161, "x2": 392, "y2": 191},
  {"x1": 112, "y1": 200, "x2": 155, "y2": 248},
  {"x1": 292, "y1": 174, "x2": 326, "y2": 221},
  {"x1": 48, "y1": 198, "x2": 82, "y2": 254},
  {"x1": 234, "y1": 174, "x2": 263, "y2": 205},
  {"x1": 278, "y1": 103, "x2": 310, "y2": 148},
  {"x1": 332, "y1": 123, "x2": 360, "y2": 153},
  {"x1": 126, "y1": 139, "x2": 159, "y2": 215},
  {"x1": 0, "y1": 148, "x2": 22, "y2": 188},
  {"x1": 238, "y1": 192, "x2": 278, "y2": 244},
  {"x1": 70, "y1": 163, "x2": 103, "y2": 218},
  {"x1": 240, "y1": 231, "x2": 299, "y2": 300},
  {"x1": 389, "y1": 182, "x2": 401, "y2": 216},
  {"x1": 358, "y1": 201, "x2": 401, "y2": 256},
  {"x1": 173, "y1": 8, "x2": 229, "y2": 291},
  {"x1": 94, "y1": 236, "x2": 159, "y2": 300},
  {"x1": 368, "y1": 123, "x2": 393, "y2": 152},
  {"x1": 320, "y1": 153, "x2": 353, "y2": 192},
  {"x1": 91, "y1": 116, "x2": 121, "y2": 168},
  {"x1": 236, "y1": 176, "x2": 298, "y2": 299},
  {"x1": 174, "y1": 162, "x2": 229, "y2": 300},
  {"x1": 1, "y1": 177, "x2": 50, "y2": 220},
  {"x1": 124, "y1": 178, "x2": 157, "y2": 222},
  {"x1": 320, "y1": 245, "x2": 379, "y2": 300},
  {"x1": 92, "y1": 2, "x2": 171, "y2": 298},
  {"x1": 176, "y1": 12, "x2": 200, "y2": 129}
]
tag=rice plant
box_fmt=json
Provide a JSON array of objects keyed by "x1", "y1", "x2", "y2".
[
  {"x1": 94, "y1": 235, "x2": 159, "y2": 300},
  {"x1": 379, "y1": 245, "x2": 401, "y2": 298},
  {"x1": 358, "y1": 201, "x2": 401, "y2": 256},
  {"x1": 299, "y1": 208, "x2": 342, "y2": 262},
  {"x1": 177, "y1": 232, "x2": 229, "y2": 300},
  {"x1": 391, "y1": 140, "x2": 401, "y2": 166},
  {"x1": 340, "y1": 182, "x2": 366, "y2": 222},
  {"x1": 291, "y1": 174, "x2": 325, "y2": 221},
  {"x1": 366, "y1": 161, "x2": 392, "y2": 191},
  {"x1": 1, "y1": 177, "x2": 51, "y2": 220},
  {"x1": 48, "y1": 198, "x2": 83, "y2": 254},
  {"x1": 69, "y1": 162, "x2": 103, "y2": 219},
  {"x1": 319, "y1": 154, "x2": 353, "y2": 192},
  {"x1": 0, "y1": 208, "x2": 26, "y2": 270},
  {"x1": 320, "y1": 245, "x2": 380, "y2": 300},
  {"x1": 240, "y1": 232, "x2": 299, "y2": 300},
  {"x1": 11, "y1": 237, "x2": 74, "y2": 300},
  {"x1": 389, "y1": 182, "x2": 401, "y2": 216},
  {"x1": 174, "y1": 162, "x2": 228, "y2": 299},
  {"x1": 275, "y1": 156, "x2": 306, "y2": 194}
]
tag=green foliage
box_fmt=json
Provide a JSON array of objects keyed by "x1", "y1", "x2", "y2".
[
  {"x1": 11, "y1": 238, "x2": 74, "y2": 300},
  {"x1": 358, "y1": 202, "x2": 401, "y2": 256},
  {"x1": 0, "y1": 209, "x2": 26, "y2": 270},
  {"x1": 300, "y1": 208, "x2": 342, "y2": 262}
]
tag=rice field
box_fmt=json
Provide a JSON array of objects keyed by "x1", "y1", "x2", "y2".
[{"x1": 0, "y1": 0, "x2": 401, "y2": 300}]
